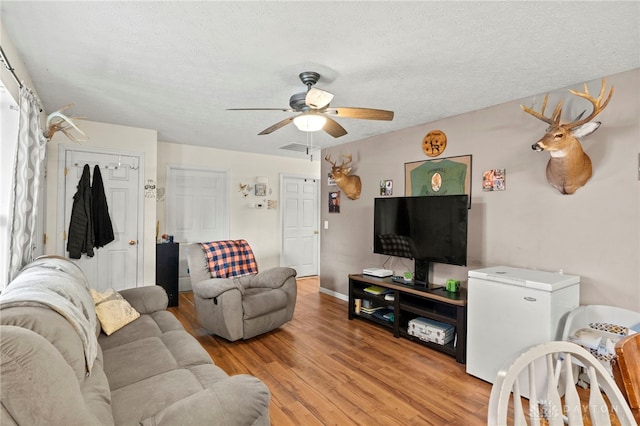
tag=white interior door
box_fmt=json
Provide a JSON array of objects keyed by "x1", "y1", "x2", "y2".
[
  {"x1": 61, "y1": 149, "x2": 141, "y2": 291},
  {"x1": 281, "y1": 175, "x2": 319, "y2": 277},
  {"x1": 166, "y1": 166, "x2": 228, "y2": 243}
]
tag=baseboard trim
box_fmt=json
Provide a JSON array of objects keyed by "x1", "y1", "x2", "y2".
[{"x1": 319, "y1": 286, "x2": 348, "y2": 301}]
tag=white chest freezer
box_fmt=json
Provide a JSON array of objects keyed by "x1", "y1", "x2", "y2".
[{"x1": 466, "y1": 266, "x2": 580, "y2": 386}]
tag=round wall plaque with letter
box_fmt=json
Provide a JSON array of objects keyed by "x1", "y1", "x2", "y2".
[{"x1": 422, "y1": 130, "x2": 447, "y2": 157}]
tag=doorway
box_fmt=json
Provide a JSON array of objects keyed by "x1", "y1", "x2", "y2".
[
  {"x1": 166, "y1": 165, "x2": 229, "y2": 292},
  {"x1": 166, "y1": 166, "x2": 229, "y2": 243},
  {"x1": 58, "y1": 146, "x2": 143, "y2": 291},
  {"x1": 280, "y1": 175, "x2": 319, "y2": 277}
]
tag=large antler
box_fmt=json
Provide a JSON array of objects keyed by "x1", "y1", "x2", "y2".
[
  {"x1": 325, "y1": 153, "x2": 354, "y2": 169},
  {"x1": 521, "y1": 79, "x2": 613, "y2": 129},
  {"x1": 340, "y1": 154, "x2": 353, "y2": 168},
  {"x1": 324, "y1": 154, "x2": 336, "y2": 167},
  {"x1": 565, "y1": 79, "x2": 614, "y2": 129},
  {"x1": 45, "y1": 103, "x2": 88, "y2": 142},
  {"x1": 521, "y1": 94, "x2": 564, "y2": 126}
]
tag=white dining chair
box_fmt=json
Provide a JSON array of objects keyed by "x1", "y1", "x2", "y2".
[{"x1": 488, "y1": 341, "x2": 637, "y2": 426}]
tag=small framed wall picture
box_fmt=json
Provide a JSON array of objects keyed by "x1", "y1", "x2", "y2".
[
  {"x1": 329, "y1": 191, "x2": 340, "y2": 213},
  {"x1": 380, "y1": 180, "x2": 393, "y2": 196},
  {"x1": 482, "y1": 169, "x2": 506, "y2": 191},
  {"x1": 255, "y1": 183, "x2": 267, "y2": 196}
]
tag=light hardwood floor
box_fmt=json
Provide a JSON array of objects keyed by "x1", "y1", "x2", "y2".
[{"x1": 169, "y1": 277, "x2": 493, "y2": 425}]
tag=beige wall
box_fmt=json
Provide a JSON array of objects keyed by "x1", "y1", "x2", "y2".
[
  {"x1": 156, "y1": 142, "x2": 320, "y2": 270},
  {"x1": 320, "y1": 69, "x2": 640, "y2": 311},
  {"x1": 45, "y1": 121, "x2": 158, "y2": 285}
]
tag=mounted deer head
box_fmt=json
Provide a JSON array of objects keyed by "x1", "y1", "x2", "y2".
[
  {"x1": 325, "y1": 154, "x2": 362, "y2": 200},
  {"x1": 521, "y1": 79, "x2": 613, "y2": 195}
]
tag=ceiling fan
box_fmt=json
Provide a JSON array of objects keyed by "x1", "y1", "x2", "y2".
[{"x1": 227, "y1": 71, "x2": 394, "y2": 138}]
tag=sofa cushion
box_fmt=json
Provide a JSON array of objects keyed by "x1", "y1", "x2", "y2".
[
  {"x1": 139, "y1": 374, "x2": 271, "y2": 426},
  {"x1": 103, "y1": 336, "x2": 178, "y2": 390},
  {"x1": 98, "y1": 311, "x2": 183, "y2": 350},
  {"x1": 161, "y1": 330, "x2": 214, "y2": 368},
  {"x1": 110, "y1": 368, "x2": 209, "y2": 424},
  {"x1": 101, "y1": 310, "x2": 215, "y2": 390},
  {"x1": 91, "y1": 288, "x2": 140, "y2": 335}
]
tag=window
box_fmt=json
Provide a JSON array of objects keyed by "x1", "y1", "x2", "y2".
[{"x1": 1, "y1": 84, "x2": 19, "y2": 287}]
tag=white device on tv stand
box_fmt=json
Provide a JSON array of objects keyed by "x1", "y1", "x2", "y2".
[{"x1": 363, "y1": 267, "x2": 393, "y2": 278}]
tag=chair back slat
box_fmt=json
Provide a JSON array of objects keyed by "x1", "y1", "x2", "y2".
[
  {"x1": 562, "y1": 354, "x2": 583, "y2": 425},
  {"x1": 528, "y1": 362, "x2": 541, "y2": 426},
  {"x1": 513, "y1": 379, "x2": 526, "y2": 424},
  {"x1": 545, "y1": 354, "x2": 564, "y2": 426},
  {"x1": 587, "y1": 366, "x2": 612, "y2": 426}
]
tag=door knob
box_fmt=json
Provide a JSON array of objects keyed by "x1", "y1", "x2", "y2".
[{"x1": 129, "y1": 240, "x2": 136, "y2": 246}]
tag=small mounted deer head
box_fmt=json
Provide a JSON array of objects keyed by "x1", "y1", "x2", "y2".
[
  {"x1": 521, "y1": 79, "x2": 613, "y2": 195},
  {"x1": 325, "y1": 154, "x2": 362, "y2": 200}
]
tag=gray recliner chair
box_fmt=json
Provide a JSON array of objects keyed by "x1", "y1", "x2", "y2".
[{"x1": 186, "y1": 242, "x2": 297, "y2": 341}]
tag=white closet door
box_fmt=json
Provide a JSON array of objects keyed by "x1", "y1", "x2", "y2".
[
  {"x1": 167, "y1": 166, "x2": 228, "y2": 243},
  {"x1": 62, "y1": 149, "x2": 141, "y2": 291}
]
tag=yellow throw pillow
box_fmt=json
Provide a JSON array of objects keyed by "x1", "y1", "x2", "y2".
[{"x1": 91, "y1": 288, "x2": 140, "y2": 335}]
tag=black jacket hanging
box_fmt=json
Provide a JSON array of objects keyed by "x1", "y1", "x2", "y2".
[
  {"x1": 67, "y1": 164, "x2": 94, "y2": 258},
  {"x1": 92, "y1": 165, "x2": 115, "y2": 248}
]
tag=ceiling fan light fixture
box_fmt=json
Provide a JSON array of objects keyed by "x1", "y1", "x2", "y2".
[{"x1": 293, "y1": 114, "x2": 326, "y2": 132}]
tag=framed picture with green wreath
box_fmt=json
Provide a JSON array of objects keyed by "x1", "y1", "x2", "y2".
[{"x1": 404, "y1": 154, "x2": 472, "y2": 207}]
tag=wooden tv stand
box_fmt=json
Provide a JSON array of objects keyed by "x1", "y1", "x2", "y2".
[{"x1": 348, "y1": 274, "x2": 467, "y2": 363}]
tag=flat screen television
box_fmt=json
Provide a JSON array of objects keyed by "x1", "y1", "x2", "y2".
[{"x1": 373, "y1": 195, "x2": 468, "y2": 285}]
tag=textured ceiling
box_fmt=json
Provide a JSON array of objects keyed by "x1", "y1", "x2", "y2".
[{"x1": 2, "y1": 1, "x2": 639, "y2": 159}]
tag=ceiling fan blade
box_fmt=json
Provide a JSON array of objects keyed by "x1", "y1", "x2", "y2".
[
  {"x1": 227, "y1": 108, "x2": 294, "y2": 112},
  {"x1": 305, "y1": 88, "x2": 334, "y2": 109},
  {"x1": 258, "y1": 116, "x2": 296, "y2": 135},
  {"x1": 323, "y1": 117, "x2": 348, "y2": 138},
  {"x1": 330, "y1": 107, "x2": 394, "y2": 121}
]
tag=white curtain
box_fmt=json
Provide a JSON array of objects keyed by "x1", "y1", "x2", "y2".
[{"x1": 7, "y1": 86, "x2": 46, "y2": 284}]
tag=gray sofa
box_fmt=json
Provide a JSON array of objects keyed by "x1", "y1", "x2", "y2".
[{"x1": 0, "y1": 256, "x2": 270, "y2": 425}]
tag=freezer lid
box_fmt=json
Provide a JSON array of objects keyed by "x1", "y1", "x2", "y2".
[{"x1": 468, "y1": 266, "x2": 580, "y2": 291}]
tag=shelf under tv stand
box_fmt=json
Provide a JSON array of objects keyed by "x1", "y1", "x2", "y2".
[{"x1": 348, "y1": 274, "x2": 467, "y2": 364}]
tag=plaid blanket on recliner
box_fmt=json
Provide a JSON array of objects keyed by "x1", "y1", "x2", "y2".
[{"x1": 200, "y1": 239, "x2": 258, "y2": 278}]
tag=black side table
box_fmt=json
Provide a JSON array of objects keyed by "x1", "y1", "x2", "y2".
[{"x1": 156, "y1": 243, "x2": 179, "y2": 307}]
